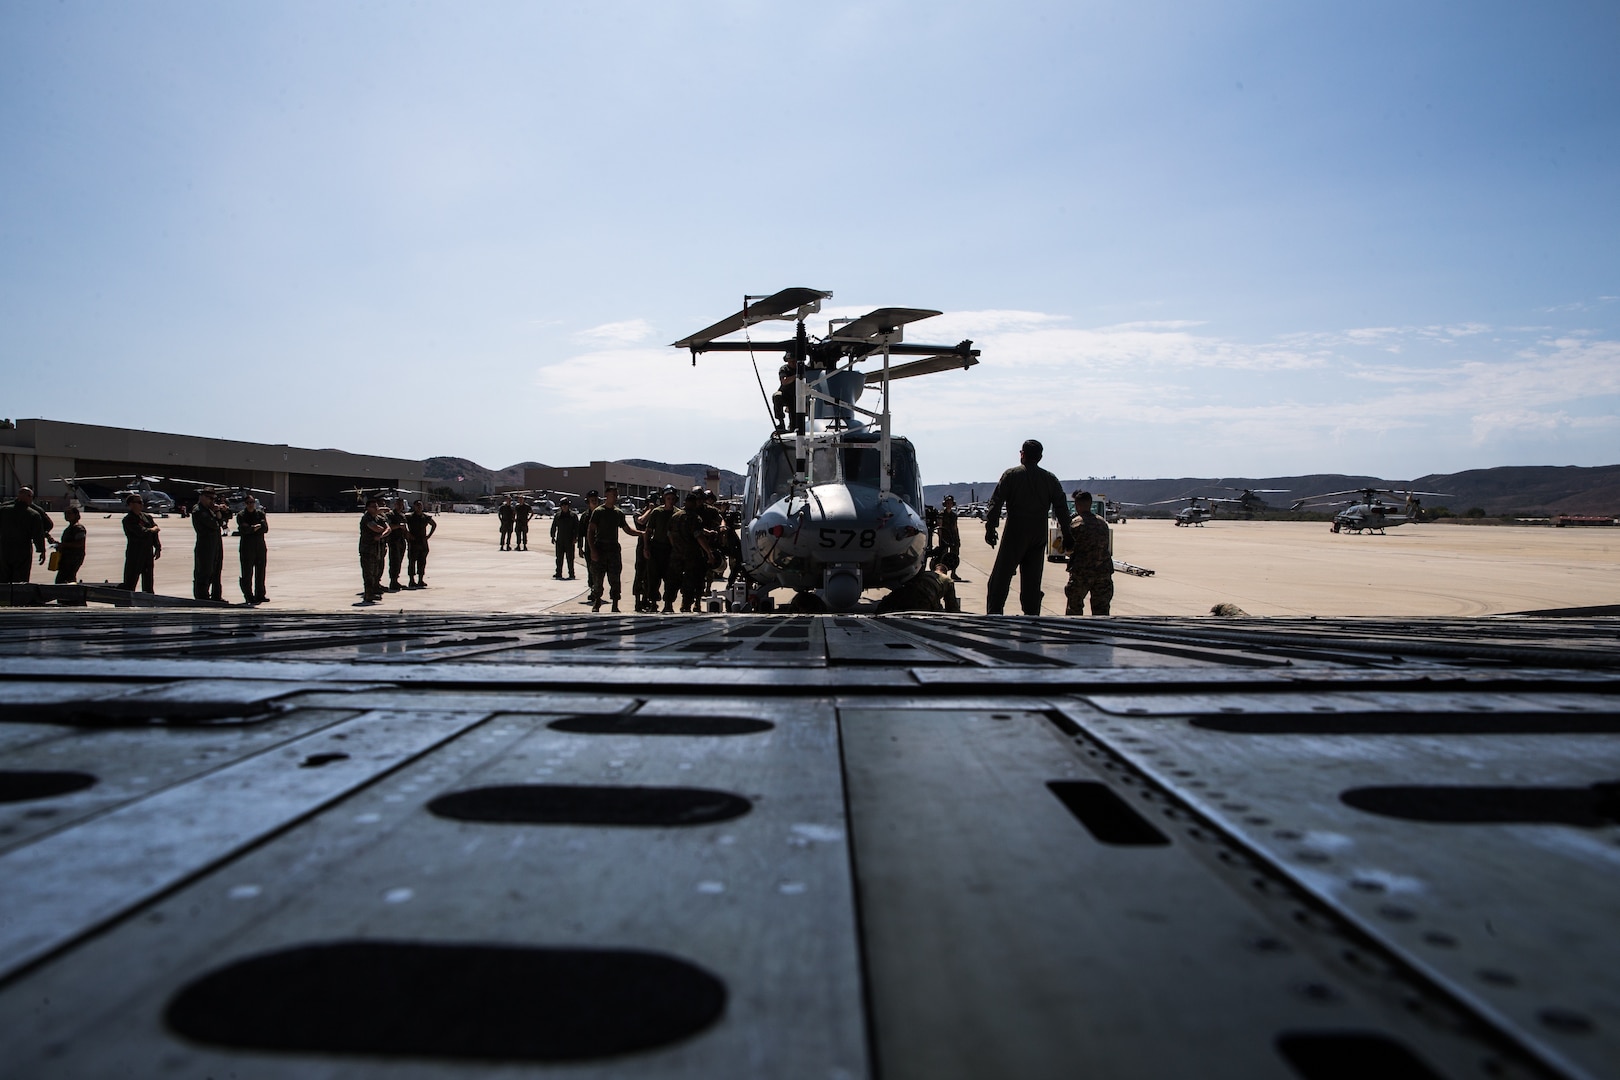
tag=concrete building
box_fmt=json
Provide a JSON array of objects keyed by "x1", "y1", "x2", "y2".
[
  {"x1": 0, "y1": 418, "x2": 424, "y2": 512},
  {"x1": 523, "y1": 461, "x2": 706, "y2": 502}
]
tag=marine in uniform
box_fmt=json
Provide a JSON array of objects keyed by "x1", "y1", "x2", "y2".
[
  {"x1": 120, "y1": 494, "x2": 162, "y2": 592},
  {"x1": 549, "y1": 498, "x2": 578, "y2": 579},
  {"x1": 1065, "y1": 490, "x2": 1114, "y2": 616},
  {"x1": 669, "y1": 489, "x2": 717, "y2": 612},
  {"x1": 984, "y1": 438, "x2": 1073, "y2": 616},
  {"x1": 513, "y1": 499, "x2": 532, "y2": 550},
  {"x1": 0, "y1": 487, "x2": 50, "y2": 583},
  {"x1": 53, "y1": 505, "x2": 87, "y2": 584},
  {"x1": 578, "y1": 491, "x2": 601, "y2": 598},
  {"x1": 937, "y1": 495, "x2": 963, "y2": 580},
  {"x1": 639, "y1": 486, "x2": 678, "y2": 611},
  {"x1": 497, "y1": 496, "x2": 516, "y2": 550},
  {"x1": 236, "y1": 494, "x2": 270, "y2": 603},
  {"x1": 770, "y1": 362, "x2": 797, "y2": 432},
  {"x1": 358, "y1": 497, "x2": 391, "y2": 602},
  {"x1": 584, "y1": 485, "x2": 643, "y2": 612},
  {"x1": 405, "y1": 499, "x2": 437, "y2": 587},
  {"x1": 875, "y1": 562, "x2": 961, "y2": 614},
  {"x1": 191, "y1": 490, "x2": 225, "y2": 601},
  {"x1": 385, "y1": 498, "x2": 410, "y2": 591}
]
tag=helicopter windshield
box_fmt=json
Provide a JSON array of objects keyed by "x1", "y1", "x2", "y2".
[{"x1": 752, "y1": 437, "x2": 922, "y2": 509}]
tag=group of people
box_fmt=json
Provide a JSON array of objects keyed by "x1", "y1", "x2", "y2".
[
  {"x1": 357, "y1": 497, "x2": 439, "y2": 602},
  {"x1": 495, "y1": 495, "x2": 534, "y2": 551}
]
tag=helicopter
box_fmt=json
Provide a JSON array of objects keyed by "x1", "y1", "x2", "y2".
[
  {"x1": 341, "y1": 486, "x2": 431, "y2": 511},
  {"x1": 55, "y1": 475, "x2": 181, "y2": 517},
  {"x1": 1142, "y1": 495, "x2": 1220, "y2": 526},
  {"x1": 1209, "y1": 484, "x2": 1289, "y2": 518},
  {"x1": 1289, "y1": 487, "x2": 1451, "y2": 534},
  {"x1": 673, "y1": 287, "x2": 980, "y2": 611}
]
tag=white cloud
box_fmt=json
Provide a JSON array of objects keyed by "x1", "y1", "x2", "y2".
[{"x1": 572, "y1": 318, "x2": 655, "y2": 346}]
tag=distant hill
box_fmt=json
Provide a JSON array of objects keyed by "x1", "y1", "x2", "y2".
[{"x1": 923, "y1": 465, "x2": 1620, "y2": 516}]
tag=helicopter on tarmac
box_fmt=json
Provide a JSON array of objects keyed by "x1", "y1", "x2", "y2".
[
  {"x1": 1210, "y1": 484, "x2": 1289, "y2": 518},
  {"x1": 673, "y1": 287, "x2": 980, "y2": 611},
  {"x1": 1289, "y1": 487, "x2": 1451, "y2": 534},
  {"x1": 341, "y1": 486, "x2": 431, "y2": 511},
  {"x1": 1141, "y1": 495, "x2": 1220, "y2": 526},
  {"x1": 55, "y1": 475, "x2": 188, "y2": 517}
]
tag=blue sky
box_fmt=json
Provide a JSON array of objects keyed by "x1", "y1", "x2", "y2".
[{"x1": 3, "y1": 1, "x2": 1616, "y2": 484}]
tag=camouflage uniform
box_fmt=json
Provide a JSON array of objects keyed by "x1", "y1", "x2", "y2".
[
  {"x1": 875, "y1": 569, "x2": 960, "y2": 613},
  {"x1": 236, "y1": 506, "x2": 269, "y2": 602},
  {"x1": 405, "y1": 508, "x2": 436, "y2": 585},
  {"x1": 1065, "y1": 508, "x2": 1114, "y2": 616},
  {"x1": 358, "y1": 510, "x2": 389, "y2": 601},
  {"x1": 641, "y1": 502, "x2": 678, "y2": 609},
  {"x1": 587, "y1": 502, "x2": 635, "y2": 610},
  {"x1": 669, "y1": 500, "x2": 713, "y2": 612},
  {"x1": 385, "y1": 507, "x2": 409, "y2": 588}
]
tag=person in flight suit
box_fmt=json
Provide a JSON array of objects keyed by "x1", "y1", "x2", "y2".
[
  {"x1": 120, "y1": 494, "x2": 162, "y2": 592},
  {"x1": 771, "y1": 362, "x2": 797, "y2": 432},
  {"x1": 937, "y1": 494, "x2": 963, "y2": 580},
  {"x1": 984, "y1": 438, "x2": 1073, "y2": 616},
  {"x1": 875, "y1": 561, "x2": 962, "y2": 614},
  {"x1": 578, "y1": 490, "x2": 601, "y2": 598},
  {"x1": 236, "y1": 494, "x2": 269, "y2": 603},
  {"x1": 639, "y1": 486, "x2": 679, "y2": 611},
  {"x1": 405, "y1": 499, "x2": 437, "y2": 588},
  {"x1": 1065, "y1": 490, "x2": 1114, "y2": 616},
  {"x1": 513, "y1": 498, "x2": 532, "y2": 551},
  {"x1": 358, "y1": 496, "x2": 391, "y2": 603},
  {"x1": 385, "y1": 498, "x2": 410, "y2": 591},
  {"x1": 0, "y1": 487, "x2": 51, "y2": 583},
  {"x1": 585, "y1": 485, "x2": 643, "y2": 612},
  {"x1": 497, "y1": 495, "x2": 516, "y2": 551},
  {"x1": 550, "y1": 497, "x2": 579, "y2": 579},
  {"x1": 53, "y1": 505, "x2": 87, "y2": 584},
  {"x1": 192, "y1": 489, "x2": 226, "y2": 601}
]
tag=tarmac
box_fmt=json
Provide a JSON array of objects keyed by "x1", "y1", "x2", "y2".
[{"x1": 41, "y1": 511, "x2": 1620, "y2": 617}]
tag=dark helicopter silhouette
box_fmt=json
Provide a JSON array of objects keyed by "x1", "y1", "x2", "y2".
[{"x1": 1290, "y1": 486, "x2": 1452, "y2": 533}]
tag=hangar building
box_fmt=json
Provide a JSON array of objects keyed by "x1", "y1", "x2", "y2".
[
  {"x1": 522, "y1": 461, "x2": 717, "y2": 502},
  {"x1": 0, "y1": 418, "x2": 424, "y2": 512}
]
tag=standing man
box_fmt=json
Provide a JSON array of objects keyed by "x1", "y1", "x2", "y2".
[
  {"x1": 385, "y1": 498, "x2": 410, "y2": 591},
  {"x1": 358, "y1": 496, "x2": 391, "y2": 603},
  {"x1": 584, "y1": 485, "x2": 643, "y2": 613},
  {"x1": 669, "y1": 489, "x2": 717, "y2": 612},
  {"x1": 236, "y1": 494, "x2": 269, "y2": 604},
  {"x1": 549, "y1": 496, "x2": 579, "y2": 579},
  {"x1": 192, "y1": 489, "x2": 225, "y2": 601},
  {"x1": 497, "y1": 495, "x2": 516, "y2": 551},
  {"x1": 1065, "y1": 490, "x2": 1115, "y2": 616},
  {"x1": 984, "y1": 438, "x2": 1073, "y2": 616},
  {"x1": 405, "y1": 499, "x2": 437, "y2": 588},
  {"x1": 0, "y1": 487, "x2": 51, "y2": 582},
  {"x1": 53, "y1": 505, "x2": 87, "y2": 584},
  {"x1": 513, "y1": 498, "x2": 532, "y2": 551},
  {"x1": 639, "y1": 485, "x2": 678, "y2": 610},
  {"x1": 121, "y1": 494, "x2": 162, "y2": 592},
  {"x1": 937, "y1": 495, "x2": 963, "y2": 581},
  {"x1": 578, "y1": 490, "x2": 601, "y2": 598}
]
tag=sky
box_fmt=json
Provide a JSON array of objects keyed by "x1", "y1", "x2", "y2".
[{"x1": 2, "y1": 1, "x2": 1616, "y2": 484}]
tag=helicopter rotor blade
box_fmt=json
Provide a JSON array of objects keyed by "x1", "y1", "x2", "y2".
[
  {"x1": 862, "y1": 352, "x2": 981, "y2": 385},
  {"x1": 828, "y1": 307, "x2": 942, "y2": 343},
  {"x1": 671, "y1": 287, "x2": 832, "y2": 348}
]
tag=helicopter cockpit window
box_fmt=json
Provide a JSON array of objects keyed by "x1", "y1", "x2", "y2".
[{"x1": 757, "y1": 444, "x2": 796, "y2": 500}]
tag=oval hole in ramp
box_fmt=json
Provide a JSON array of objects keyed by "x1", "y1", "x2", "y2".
[
  {"x1": 1276, "y1": 1031, "x2": 1443, "y2": 1079},
  {"x1": 428, "y1": 784, "x2": 752, "y2": 826},
  {"x1": 548, "y1": 715, "x2": 773, "y2": 736},
  {"x1": 165, "y1": 941, "x2": 726, "y2": 1061},
  {"x1": 1341, "y1": 782, "x2": 1620, "y2": 826},
  {"x1": 0, "y1": 770, "x2": 97, "y2": 803}
]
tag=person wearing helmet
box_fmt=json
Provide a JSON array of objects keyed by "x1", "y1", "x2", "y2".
[
  {"x1": 638, "y1": 485, "x2": 680, "y2": 611},
  {"x1": 937, "y1": 494, "x2": 963, "y2": 581}
]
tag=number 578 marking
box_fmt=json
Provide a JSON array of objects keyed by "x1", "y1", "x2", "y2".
[{"x1": 818, "y1": 528, "x2": 876, "y2": 549}]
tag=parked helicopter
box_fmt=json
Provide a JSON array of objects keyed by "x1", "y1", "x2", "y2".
[
  {"x1": 55, "y1": 475, "x2": 180, "y2": 517},
  {"x1": 1210, "y1": 484, "x2": 1289, "y2": 518},
  {"x1": 1143, "y1": 495, "x2": 1220, "y2": 526},
  {"x1": 673, "y1": 287, "x2": 979, "y2": 611},
  {"x1": 1289, "y1": 487, "x2": 1451, "y2": 533},
  {"x1": 341, "y1": 486, "x2": 430, "y2": 511}
]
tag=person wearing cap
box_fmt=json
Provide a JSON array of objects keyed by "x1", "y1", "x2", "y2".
[
  {"x1": 120, "y1": 493, "x2": 161, "y2": 592},
  {"x1": 937, "y1": 494, "x2": 963, "y2": 581},
  {"x1": 549, "y1": 496, "x2": 579, "y2": 579},
  {"x1": 405, "y1": 499, "x2": 436, "y2": 588},
  {"x1": 984, "y1": 438, "x2": 1073, "y2": 616},
  {"x1": 236, "y1": 494, "x2": 270, "y2": 603},
  {"x1": 191, "y1": 489, "x2": 225, "y2": 601},
  {"x1": 357, "y1": 496, "x2": 391, "y2": 603},
  {"x1": 584, "y1": 484, "x2": 643, "y2": 612},
  {"x1": 637, "y1": 485, "x2": 680, "y2": 611},
  {"x1": 1065, "y1": 490, "x2": 1114, "y2": 616}
]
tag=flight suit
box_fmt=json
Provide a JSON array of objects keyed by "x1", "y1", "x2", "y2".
[
  {"x1": 385, "y1": 508, "x2": 409, "y2": 588},
  {"x1": 405, "y1": 510, "x2": 436, "y2": 585},
  {"x1": 937, "y1": 505, "x2": 961, "y2": 575},
  {"x1": 121, "y1": 511, "x2": 161, "y2": 592},
  {"x1": 54, "y1": 521, "x2": 87, "y2": 584},
  {"x1": 358, "y1": 511, "x2": 389, "y2": 601},
  {"x1": 192, "y1": 503, "x2": 225, "y2": 601},
  {"x1": 1065, "y1": 510, "x2": 1114, "y2": 616},
  {"x1": 497, "y1": 502, "x2": 516, "y2": 550},
  {"x1": 0, "y1": 501, "x2": 49, "y2": 583},
  {"x1": 236, "y1": 507, "x2": 269, "y2": 602},
  {"x1": 514, "y1": 502, "x2": 532, "y2": 550},
  {"x1": 550, "y1": 509, "x2": 578, "y2": 578},
  {"x1": 985, "y1": 464, "x2": 1074, "y2": 616}
]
